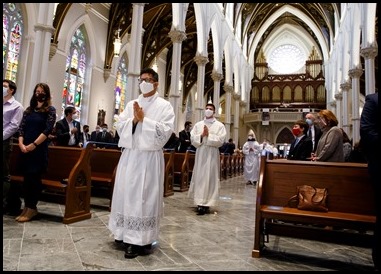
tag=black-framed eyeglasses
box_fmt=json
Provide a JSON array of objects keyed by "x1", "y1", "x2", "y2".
[{"x1": 138, "y1": 78, "x2": 155, "y2": 84}]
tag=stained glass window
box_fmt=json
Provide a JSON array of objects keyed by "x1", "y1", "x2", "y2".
[
  {"x1": 268, "y1": 44, "x2": 306, "y2": 74},
  {"x1": 62, "y1": 25, "x2": 87, "y2": 119},
  {"x1": 114, "y1": 54, "x2": 128, "y2": 115},
  {"x1": 3, "y1": 3, "x2": 23, "y2": 82}
]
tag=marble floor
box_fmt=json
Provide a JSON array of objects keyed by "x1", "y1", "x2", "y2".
[{"x1": 3, "y1": 175, "x2": 375, "y2": 271}]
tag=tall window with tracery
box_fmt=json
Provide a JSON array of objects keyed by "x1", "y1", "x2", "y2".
[
  {"x1": 62, "y1": 25, "x2": 88, "y2": 119},
  {"x1": 3, "y1": 3, "x2": 23, "y2": 82},
  {"x1": 114, "y1": 54, "x2": 128, "y2": 115}
]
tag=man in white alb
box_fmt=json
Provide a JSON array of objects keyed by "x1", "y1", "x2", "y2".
[
  {"x1": 188, "y1": 103, "x2": 226, "y2": 215},
  {"x1": 108, "y1": 68, "x2": 175, "y2": 259}
]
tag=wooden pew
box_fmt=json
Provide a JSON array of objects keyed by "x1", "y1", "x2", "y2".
[
  {"x1": 172, "y1": 151, "x2": 190, "y2": 192},
  {"x1": 89, "y1": 146, "x2": 121, "y2": 209},
  {"x1": 10, "y1": 144, "x2": 93, "y2": 224},
  {"x1": 163, "y1": 150, "x2": 175, "y2": 197},
  {"x1": 252, "y1": 156, "x2": 376, "y2": 259}
]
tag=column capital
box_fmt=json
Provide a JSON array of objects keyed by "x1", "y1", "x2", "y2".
[
  {"x1": 334, "y1": 92, "x2": 342, "y2": 101},
  {"x1": 233, "y1": 93, "x2": 241, "y2": 100},
  {"x1": 34, "y1": 23, "x2": 55, "y2": 34},
  {"x1": 211, "y1": 71, "x2": 223, "y2": 82},
  {"x1": 223, "y1": 84, "x2": 233, "y2": 93},
  {"x1": 168, "y1": 29, "x2": 187, "y2": 43},
  {"x1": 340, "y1": 81, "x2": 351, "y2": 92},
  {"x1": 239, "y1": 100, "x2": 247, "y2": 107},
  {"x1": 360, "y1": 45, "x2": 378, "y2": 59},
  {"x1": 193, "y1": 54, "x2": 208, "y2": 66},
  {"x1": 348, "y1": 68, "x2": 363, "y2": 79}
]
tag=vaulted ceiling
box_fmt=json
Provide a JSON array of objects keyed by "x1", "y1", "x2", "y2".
[{"x1": 52, "y1": 3, "x2": 377, "y2": 103}]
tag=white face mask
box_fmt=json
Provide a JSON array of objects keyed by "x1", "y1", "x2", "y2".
[
  {"x1": 3, "y1": 87, "x2": 8, "y2": 97},
  {"x1": 204, "y1": 109, "x2": 214, "y2": 118},
  {"x1": 139, "y1": 81, "x2": 154, "y2": 94}
]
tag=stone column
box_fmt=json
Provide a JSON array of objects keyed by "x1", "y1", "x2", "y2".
[
  {"x1": 168, "y1": 29, "x2": 187, "y2": 131},
  {"x1": 360, "y1": 44, "x2": 378, "y2": 95},
  {"x1": 223, "y1": 84, "x2": 233, "y2": 139},
  {"x1": 237, "y1": 100, "x2": 246, "y2": 144},
  {"x1": 233, "y1": 93, "x2": 241, "y2": 144},
  {"x1": 193, "y1": 54, "x2": 209, "y2": 122},
  {"x1": 348, "y1": 67, "x2": 363, "y2": 144},
  {"x1": 30, "y1": 3, "x2": 55, "y2": 86},
  {"x1": 340, "y1": 81, "x2": 351, "y2": 135},
  {"x1": 334, "y1": 93, "x2": 342, "y2": 128},
  {"x1": 211, "y1": 71, "x2": 223, "y2": 118},
  {"x1": 125, "y1": 3, "x2": 145, "y2": 103}
]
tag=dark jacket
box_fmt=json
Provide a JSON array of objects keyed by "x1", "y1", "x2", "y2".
[
  {"x1": 287, "y1": 135, "x2": 313, "y2": 161},
  {"x1": 55, "y1": 118, "x2": 82, "y2": 147}
]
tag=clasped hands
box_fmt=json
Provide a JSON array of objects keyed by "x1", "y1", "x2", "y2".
[
  {"x1": 133, "y1": 101, "x2": 144, "y2": 124},
  {"x1": 201, "y1": 125, "x2": 209, "y2": 137}
]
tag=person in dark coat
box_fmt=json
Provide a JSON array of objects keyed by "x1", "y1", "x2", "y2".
[
  {"x1": 287, "y1": 119, "x2": 313, "y2": 161},
  {"x1": 360, "y1": 92, "x2": 380, "y2": 271},
  {"x1": 55, "y1": 106, "x2": 82, "y2": 147},
  {"x1": 16, "y1": 83, "x2": 56, "y2": 222}
]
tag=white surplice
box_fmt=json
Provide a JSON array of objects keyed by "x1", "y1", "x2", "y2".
[
  {"x1": 187, "y1": 118, "x2": 226, "y2": 207},
  {"x1": 242, "y1": 140, "x2": 262, "y2": 182},
  {"x1": 108, "y1": 92, "x2": 174, "y2": 246}
]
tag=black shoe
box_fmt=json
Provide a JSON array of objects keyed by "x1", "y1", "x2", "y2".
[
  {"x1": 124, "y1": 244, "x2": 139, "y2": 259},
  {"x1": 197, "y1": 206, "x2": 205, "y2": 215},
  {"x1": 139, "y1": 244, "x2": 153, "y2": 256}
]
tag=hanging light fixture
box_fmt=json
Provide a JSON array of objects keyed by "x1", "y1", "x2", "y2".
[{"x1": 113, "y1": 28, "x2": 121, "y2": 57}]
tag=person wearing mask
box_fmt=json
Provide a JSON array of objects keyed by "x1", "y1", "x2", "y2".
[
  {"x1": 55, "y1": 106, "x2": 82, "y2": 147},
  {"x1": 305, "y1": 112, "x2": 322, "y2": 153},
  {"x1": 360, "y1": 92, "x2": 379, "y2": 271},
  {"x1": 178, "y1": 121, "x2": 195, "y2": 152},
  {"x1": 242, "y1": 130, "x2": 261, "y2": 186},
  {"x1": 81, "y1": 125, "x2": 91, "y2": 147},
  {"x1": 90, "y1": 125, "x2": 101, "y2": 142},
  {"x1": 16, "y1": 83, "x2": 56, "y2": 222},
  {"x1": 108, "y1": 68, "x2": 175, "y2": 259},
  {"x1": 287, "y1": 120, "x2": 313, "y2": 161},
  {"x1": 187, "y1": 103, "x2": 226, "y2": 215},
  {"x1": 311, "y1": 109, "x2": 344, "y2": 162},
  {"x1": 3, "y1": 79, "x2": 24, "y2": 215},
  {"x1": 96, "y1": 123, "x2": 113, "y2": 148}
]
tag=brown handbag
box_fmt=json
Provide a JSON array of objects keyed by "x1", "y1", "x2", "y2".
[{"x1": 287, "y1": 185, "x2": 328, "y2": 212}]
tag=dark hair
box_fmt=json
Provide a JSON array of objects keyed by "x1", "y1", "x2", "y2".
[
  {"x1": 3, "y1": 79, "x2": 17, "y2": 95},
  {"x1": 140, "y1": 68, "x2": 159, "y2": 82},
  {"x1": 340, "y1": 128, "x2": 351, "y2": 144},
  {"x1": 27, "y1": 82, "x2": 52, "y2": 113},
  {"x1": 184, "y1": 121, "x2": 192, "y2": 128},
  {"x1": 206, "y1": 103, "x2": 216, "y2": 111},
  {"x1": 64, "y1": 106, "x2": 76, "y2": 116},
  {"x1": 294, "y1": 119, "x2": 308, "y2": 135}
]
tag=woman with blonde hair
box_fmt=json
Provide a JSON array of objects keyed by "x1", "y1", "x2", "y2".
[{"x1": 311, "y1": 109, "x2": 344, "y2": 162}]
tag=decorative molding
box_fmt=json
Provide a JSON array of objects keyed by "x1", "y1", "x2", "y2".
[
  {"x1": 348, "y1": 68, "x2": 363, "y2": 79},
  {"x1": 193, "y1": 54, "x2": 208, "y2": 66},
  {"x1": 360, "y1": 45, "x2": 378, "y2": 59},
  {"x1": 49, "y1": 42, "x2": 58, "y2": 61}
]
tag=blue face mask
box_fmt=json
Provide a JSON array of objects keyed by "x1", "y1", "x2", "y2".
[{"x1": 306, "y1": 118, "x2": 313, "y2": 126}]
